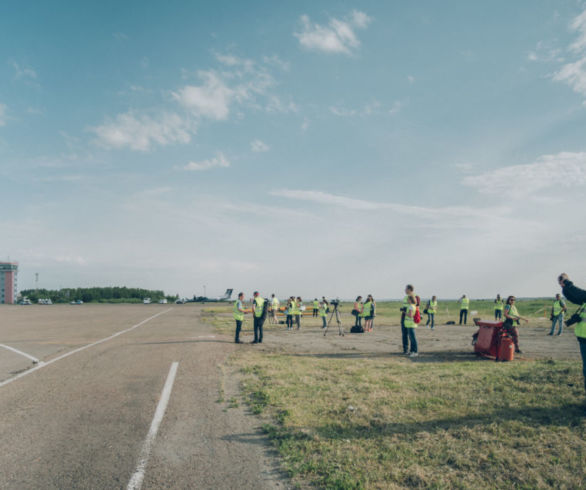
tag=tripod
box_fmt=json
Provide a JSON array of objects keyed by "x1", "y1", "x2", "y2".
[{"x1": 324, "y1": 302, "x2": 344, "y2": 336}]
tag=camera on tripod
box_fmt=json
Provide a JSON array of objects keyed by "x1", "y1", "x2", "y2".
[{"x1": 330, "y1": 299, "x2": 340, "y2": 308}]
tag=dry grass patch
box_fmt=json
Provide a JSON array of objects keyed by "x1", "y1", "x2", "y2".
[{"x1": 234, "y1": 353, "x2": 586, "y2": 489}]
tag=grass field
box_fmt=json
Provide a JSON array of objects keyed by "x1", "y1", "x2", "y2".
[
  {"x1": 234, "y1": 353, "x2": 585, "y2": 489},
  {"x1": 203, "y1": 300, "x2": 586, "y2": 489}
]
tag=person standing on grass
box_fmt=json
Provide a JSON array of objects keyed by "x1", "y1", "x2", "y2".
[
  {"x1": 558, "y1": 273, "x2": 586, "y2": 395},
  {"x1": 286, "y1": 297, "x2": 294, "y2": 330},
  {"x1": 426, "y1": 296, "x2": 438, "y2": 329},
  {"x1": 294, "y1": 297, "x2": 303, "y2": 329},
  {"x1": 233, "y1": 292, "x2": 247, "y2": 344},
  {"x1": 251, "y1": 291, "x2": 266, "y2": 344},
  {"x1": 401, "y1": 285, "x2": 416, "y2": 354},
  {"x1": 549, "y1": 293, "x2": 567, "y2": 336},
  {"x1": 503, "y1": 295, "x2": 527, "y2": 354},
  {"x1": 271, "y1": 294, "x2": 280, "y2": 324},
  {"x1": 362, "y1": 295, "x2": 374, "y2": 332},
  {"x1": 318, "y1": 301, "x2": 327, "y2": 329},
  {"x1": 352, "y1": 296, "x2": 363, "y2": 330},
  {"x1": 312, "y1": 298, "x2": 319, "y2": 317},
  {"x1": 404, "y1": 295, "x2": 419, "y2": 357},
  {"x1": 494, "y1": 294, "x2": 504, "y2": 320},
  {"x1": 459, "y1": 294, "x2": 470, "y2": 325}
]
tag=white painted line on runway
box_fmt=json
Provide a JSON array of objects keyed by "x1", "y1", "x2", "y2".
[
  {"x1": 0, "y1": 344, "x2": 43, "y2": 365},
  {"x1": 0, "y1": 308, "x2": 173, "y2": 389},
  {"x1": 127, "y1": 361, "x2": 179, "y2": 490}
]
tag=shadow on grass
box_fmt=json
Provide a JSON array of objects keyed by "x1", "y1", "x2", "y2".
[
  {"x1": 288, "y1": 350, "x2": 487, "y2": 363},
  {"x1": 313, "y1": 403, "x2": 586, "y2": 441}
]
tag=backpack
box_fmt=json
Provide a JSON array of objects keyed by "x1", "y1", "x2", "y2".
[
  {"x1": 261, "y1": 298, "x2": 270, "y2": 320},
  {"x1": 413, "y1": 307, "x2": 421, "y2": 324}
]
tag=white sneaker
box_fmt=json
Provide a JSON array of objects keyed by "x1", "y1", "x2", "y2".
[{"x1": 409, "y1": 352, "x2": 418, "y2": 358}]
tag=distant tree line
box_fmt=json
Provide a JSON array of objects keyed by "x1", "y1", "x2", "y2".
[{"x1": 19, "y1": 287, "x2": 179, "y2": 304}]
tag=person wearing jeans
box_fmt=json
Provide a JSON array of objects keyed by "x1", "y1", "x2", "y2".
[
  {"x1": 233, "y1": 292, "x2": 246, "y2": 343},
  {"x1": 400, "y1": 285, "x2": 415, "y2": 354},
  {"x1": 404, "y1": 295, "x2": 419, "y2": 357},
  {"x1": 459, "y1": 295, "x2": 469, "y2": 325},
  {"x1": 549, "y1": 293, "x2": 566, "y2": 336}
]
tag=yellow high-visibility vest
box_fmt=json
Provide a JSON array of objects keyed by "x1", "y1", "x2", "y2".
[
  {"x1": 461, "y1": 298, "x2": 469, "y2": 310},
  {"x1": 574, "y1": 305, "x2": 586, "y2": 339},
  {"x1": 233, "y1": 300, "x2": 244, "y2": 321},
  {"x1": 254, "y1": 297, "x2": 265, "y2": 318},
  {"x1": 404, "y1": 304, "x2": 417, "y2": 328}
]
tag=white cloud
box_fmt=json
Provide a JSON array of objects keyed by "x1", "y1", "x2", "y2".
[
  {"x1": 554, "y1": 9, "x2": 586, "y2": 97},
  {"x1": 461, "y1": 152, "x2": 586, "y2": 196},
  {"x1": 569, "y1": 9, "x2": 586, "y2": 53},
  {"x1": 173, "y1": 71, "x2": 234, "y2": 120},
  {"x1": 91, "y1": 111, "x2": 193, "y2": 151},
  {"x1": 553, "y1": 56, "x2": 586, "y2": 96},
  {"x1": 12, "y1": 61, "x2": 37, "y2": 80},
  {"x1": 184, "y1": 152, "x2": 230, "y2": 171},
  {"x1": 251, "y1": 139, "x2": 270, "y2": 152},
  {"x1": 262, "y1": 54, "x2": 290, "y2": 71},
  {"x1": 269, "y1": 189, "x2": 506, "y2": 220},
  {"x1": 0, "y1": 103, "x2": 6, "y2": 126},
  {"x1": 294, "y1": 11, "x2": 371, "y2": 55}
]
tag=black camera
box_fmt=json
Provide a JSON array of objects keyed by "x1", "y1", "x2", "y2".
[
  {"x1": 565, "y1": 313, "x2": 581, "y2": 327},
  {"x1": 330, "y1": 299, "x2": 340, "y2": 307}
]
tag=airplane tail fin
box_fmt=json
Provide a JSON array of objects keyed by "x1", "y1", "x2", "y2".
[{"x1": 221, "y1": 289, "x2": 233, "y2": 300}]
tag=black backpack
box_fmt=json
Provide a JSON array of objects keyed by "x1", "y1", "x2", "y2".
[{"x1": 261, "y1": 298, "x2": 270, "y2": 320}]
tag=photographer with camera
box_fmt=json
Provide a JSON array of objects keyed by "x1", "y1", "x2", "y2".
[{"x1": 558, "y1": 273, "x2": 586, "y2": 394}]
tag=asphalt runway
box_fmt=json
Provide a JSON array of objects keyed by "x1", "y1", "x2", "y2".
[{"x1": 0, "y1": 304, "x2": 285, "y2": 490}]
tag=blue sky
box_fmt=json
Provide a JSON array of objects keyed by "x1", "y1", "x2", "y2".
[{"x1": 2, "y1": 1, "x2": 586, "y2": 299}]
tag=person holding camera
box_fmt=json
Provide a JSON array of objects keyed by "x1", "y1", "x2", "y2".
[
  {"x1": 558, "y1": 273, "x2": 586, "y2": 393},
  {"x1": 549, "y1": 293, "x2": 567, "y2": 336},
  {"x1": 503, "y1": 295, "x2": 527, "y2": 354},
  {"x1": 425, "y1": 296, "x2": 437, "y2": 329}
]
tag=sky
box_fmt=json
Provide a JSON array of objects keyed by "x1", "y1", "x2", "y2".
[{"x1": 1, "y1": 1, "x2": 586, "y2": 300}]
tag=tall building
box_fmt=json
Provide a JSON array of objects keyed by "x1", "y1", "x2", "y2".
[{"x1": 0, "y1": 262, "x2": 18, "y2": 304}]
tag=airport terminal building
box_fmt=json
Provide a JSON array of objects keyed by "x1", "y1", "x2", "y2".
[{"x1": 0, "y1": 262, "x2": 18, "y2": 304}]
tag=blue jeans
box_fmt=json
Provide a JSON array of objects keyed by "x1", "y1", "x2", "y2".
[
  {"x1": 550, "y1": 314, "x2": 564, "y2": 335},
  {"x1": 579, "y1": 337, "x2": 586, "y2": 393},
  {"x1": 459, "y1": 309, "x2": 468, "y2": 325},
  {"x1": 426, "y1": 313, "x2": 435, "y2": 328},
  {"x1": 322, "y1": 316, "x2": 327, "y2": 328},
  {"x1": 406, "y1": 327, "x2": 418, "y2": 353},
  {"x1": 495, "y1": 309, "x2": 502, "y2": 320}
]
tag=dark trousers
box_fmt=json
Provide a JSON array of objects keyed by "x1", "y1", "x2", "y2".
[
  {"x1": 235, "y1": 320, "x2": 242, "y2": 342},
  {"x1": 401, "y1": 315, "x2": 408, "y2": 353},
  {"x1": 253, "y1": 316, "x2": 264, "y2": 343},
  {"x1": 295, "y1": 315, "x2": 301, "y2": 329},
  {"x1": 503, "y1": 320, "x2": 520, "y2": 351},
  {"x1": 579, "y1": 337, "x2": 586, "y2": 393},
  {"x1": 459, "y1": 309, "x2": 468, "y2": 325},
  {"x1": 406, "y1": 327, "x2": 418, "y2": 353},
  {"x1": 321, "y1": 316, "x2": 327, "y2": 328},
  {"x1": 286, "y1": 315, "x2": 293, "y2": 329},
  {"x1": 426, "y1": 313, "x2": 435, "y2": 328},
  {"x1": 313, "y1": 308, "x2": 318, "y2": 317},
  {"x1": 495, "y1": 309, "x2": 502, "y2": 320},
  {"x1": 355, "y1": 314, "x2": 362, "y2": 327}
]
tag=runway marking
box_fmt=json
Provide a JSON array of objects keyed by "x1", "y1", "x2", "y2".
[
  {"x1": 0, "y1": 344, "x2": 43, "y2": 365},
  {"x1": 127, "y1": 362, "x2": 179, "y2": 490},
  {"x1": 0, "y1": 308, "x2": 173, "y2": 389}
]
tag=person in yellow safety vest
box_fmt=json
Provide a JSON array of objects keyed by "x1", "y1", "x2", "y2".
[
  {"x1": 318, "y1": 301, "x2": 327, "y2": 329},
  {"x1": 549, "y1": 293, "x2": 567, "y2": 336},
  {"x1": 294, "y1": 297, "x2": 303, "y2": 329},
  {"x1": 233, "y1": 292, "x2": 247, "y2": 344},
  {"x1": 494, "y1": 294, "x2": 504, "y2": 320},
  {"x1": 404, "y1": 295, "x2": 419, "y2": 357},
  {"x1": 312, "y1": 298, "x2": 319, "y2": 317},
  {"x1": 504, "y1": 296, "x2": 528, "y2": 354},
  {"x1": 425, "y1": 296, "x2": 438, "y2": 329},
  {"x1": 251, "y1": 291, "x2": 266, "y2": 344},
  {"x1": 459, "y1": 295, "x2": 470, "y2": 325},
  {"x1": 558, "y1": 273, "x2": 586, "y2": 394},
  {"x1": 400, "y1": 284, "x2": 416, "y2": 354},
  {"x1": 361, "y1": 295, "x2": 374, "y2": 332},
  {"x1": 271, "y1": 294, "x2": 280, "y2": 324}
]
